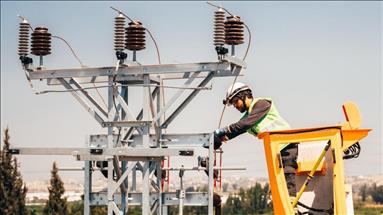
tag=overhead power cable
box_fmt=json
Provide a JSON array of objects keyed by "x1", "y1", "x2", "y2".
[
  {"x1": 206, "y1": 2, "x2": 252, "y2": 128},
  {"x1": 35, "y1": 83, "x2": 212, "y2": 94}
]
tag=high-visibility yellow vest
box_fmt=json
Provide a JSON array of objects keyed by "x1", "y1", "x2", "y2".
[{"x1": 242, "y1": 98, "x2": 291, "y2": 150}]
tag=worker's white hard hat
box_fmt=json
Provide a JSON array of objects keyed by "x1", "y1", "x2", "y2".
[{"x1": 223, "y1": 82, "x2": 251, "y2": 105}]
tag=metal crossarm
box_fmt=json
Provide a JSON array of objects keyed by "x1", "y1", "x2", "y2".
[
  {"x1": 89, "y1": 192, "x2": 210, "y2": 206},
  {"x1": 88, "y1": 133, "x2": 211, "y2": 147},
  {"x1": 9, "y1": 147, "x2": 194, "y2": 158},
  {"x1": 101, "y1": 120, "x2": 152, "y2": 128},
  {"x1": 28, "y1": 62, "x2": 232, "y2": 79}
]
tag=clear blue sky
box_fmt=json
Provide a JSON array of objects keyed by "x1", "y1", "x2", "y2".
[{"x1": 1, "y1": 1, "x2": 382, "y2": 182}]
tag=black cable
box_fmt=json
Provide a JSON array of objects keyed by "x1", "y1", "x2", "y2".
[
  {"x1": 343, "y1": 142, "x2": 361, "y2": 159},
  {"x1": 297, "y1": 201, "x2": 333, "y2": 214}
]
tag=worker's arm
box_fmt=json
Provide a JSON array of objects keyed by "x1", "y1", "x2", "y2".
[{"x1": 225, "y1": 99, "x2": 271, "y2": 139}]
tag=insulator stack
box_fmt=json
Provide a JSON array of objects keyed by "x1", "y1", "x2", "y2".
[
  {"x1": 214, "y1": 9, "x2": 225, "y2": 47},
  {"x1": 31, "y1": 27, "x2": 51, "y2": 56},
  {"x1": 18, "y1": 20, "x2": 30, "y2": 56},
  {"x1": 114, "y1": 14, "x2": 125, "y2": 51},
  {"x1": 224, "y1": 16, "x2": 244, "y2": 45},
  {"x1": 125, "y1": 21, "x2": 146, "y2": 51}
]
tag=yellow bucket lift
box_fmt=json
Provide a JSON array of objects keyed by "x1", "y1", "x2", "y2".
[{"x1": 258, "y1": 102, "x2": 370, "y2": 214}]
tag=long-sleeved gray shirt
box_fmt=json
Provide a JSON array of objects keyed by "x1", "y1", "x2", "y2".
[{"x1": 226, "y1": 99, "x2": 271, "y2": 139}]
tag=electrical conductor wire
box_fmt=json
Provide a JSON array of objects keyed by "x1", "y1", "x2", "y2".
[
  {"x1": 206, "y1": 2, "x2": 252, "y2": 128},
  {"x1": 51, "y1": 35, "x2": 108, "y2": 110},
  {"x1": 35, "y1": 84, "x2": 212, "y2": 94}
]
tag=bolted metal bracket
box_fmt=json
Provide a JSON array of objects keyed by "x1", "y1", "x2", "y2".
[
  {"x1": 8, "y1": 149, "x2": 20, "y2": 154},
  {"x1": 179, "y1": 150, "x2": 193, "y2": 156},
  {"x1": 90, "y1": 148, "x2": 103, "y2": 155}
]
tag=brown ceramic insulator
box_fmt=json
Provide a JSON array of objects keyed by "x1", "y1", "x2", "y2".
[
  {"x1": 18, "y1": 21, "x2": 30, "y2": 56},
  {"x1": 31, "y1": 27, "x2": 51, "y2": 56},
  {"x1": 224, "y1": 16, "x2": 244, "y2": 45},
  {"x1": 125, "y1": 21, "x2": 146, "y2": 51},
  {"x1": 114, "y1": 14, "x2": 125, "y2": 51},
  {"x1": 214, "y1": 9, "x2": 225, "y2": 46}
]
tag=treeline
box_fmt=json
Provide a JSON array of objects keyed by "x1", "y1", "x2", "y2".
[
  {"x1": 358, "y1": 183, "x2": 383, "y2": 204},
  {"x1": 223, "y1": 183, "x2": 272, "y2": 214}
]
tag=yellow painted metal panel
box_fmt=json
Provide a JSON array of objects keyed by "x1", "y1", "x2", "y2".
[
  {"x1": 330, "y1": 133, "x2": 348, "y2": 214},
  {"x1": 262, "y1": 134, "x2": 295, "y2": 214},
  {"x1": 258, "y1": 126, "x2": 371, "y2": 214},
  {"x1": 342, "y1": 129, "x2": 371, "y2": 150},
  {"x1": 342, "y1": 101, "x2": 362, "y2": 129},
  {"x1": 297, "y1": 159, "x2": 326, "y2": 175},
  {"x1": 258, "y1": 126, "x2": 341, "y2": 144}
]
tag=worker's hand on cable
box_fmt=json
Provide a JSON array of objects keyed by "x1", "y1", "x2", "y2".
[{"x1": 213, "y1": 128, "x2": 229, "y2": 150}]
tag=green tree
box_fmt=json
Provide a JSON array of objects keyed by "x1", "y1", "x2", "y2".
[
  {"x1": 13, "y1": 159, "x2": 28, "y2": 214},
  {"x1": 223, "y1": 194, "x2": 242, "y2": 214},
  {"x1": 360, "y1": 183, "x2": 368, "y2": 202},
  {"x1": 0, "y1": 128, "x2": 28, "y2": 215},
  {"x1": 43, "y1": 162, "x2": 68, "y2": 215},
  {"x1": 370, "y1": 183, "x2": 383, "y2": 204},
  {"x1": 223, "y1": 182, "x2": 272, "y2": 214},
  {"x1": 67, "y1": 200, "x2": 83, "y2": 215}
]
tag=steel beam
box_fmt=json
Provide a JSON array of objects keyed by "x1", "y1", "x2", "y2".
[
  {"x1": 88, "y1": 133, "x2": 210, "y2": 147},
  {"x1": 90, "y1": 192, "x2": 209, "y2": 206},
  {"x1": 84, "y1": 161, "x2": 91, "y2": 215},
  {"x1": 71, "y1": 78, "x2": 108, "y2": 117},
  {"x1": 47, "y1": 70, "x2": 241, "y2": 85},
  {"x1": 115, "y1": 93, "x2": 136, "y2": 121},
  {"x1": 208, "y1": 134, "x2": 214, "y2": 215},
  {"x1": 101, "y1": 120, "x2": 151, "y2": 128},
  {"x1": 162, "y1": 65, "x2": 241, "y2": 129},
  {"x1": 161, "y1": 72, "x2": 214, "y2": 129},
  {"x1": 29, "y1": 62, "x2": 232, "y2": 79},
  {"x1": 10, "y1": 147, "x2": 194, "y2": 157},
  {"x1": 58, "y1": 78, "x2": 106, "y2": 125},
  {"x1": 123, "y1": 87, "x2": 159, "y2": 142},
  {"x1": 153, "y1": 72, "x2": 200, "y2": 123},
  {"x1": 142, "y1": 74, "x2": 151, "y2": 214}
]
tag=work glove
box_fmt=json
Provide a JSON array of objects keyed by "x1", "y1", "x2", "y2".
[
  {"x1": 214, "y1": 128, "x2": 229, "y2": 150},
  {"x1": 215, "y1": 128, "x2": 227, "y2": 138},
  {"x1": 202, "y1": 128, "x2": 228, "y2": 149},
  {"x1": 213, "y1": 132, "x2": 223, "y2": 150}
]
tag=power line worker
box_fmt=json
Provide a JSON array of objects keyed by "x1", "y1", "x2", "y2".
[{"x1": 214, "y1": 82, "x2": 298, "y2": 197}]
